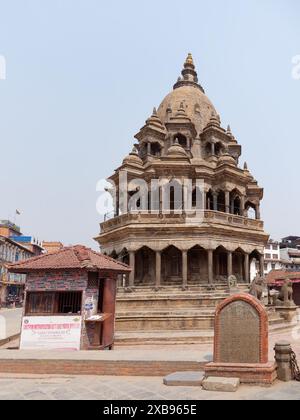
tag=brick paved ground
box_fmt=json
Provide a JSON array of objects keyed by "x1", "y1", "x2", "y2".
[
  {"x1": 0, "y1": 310, "x2": 299, "y2": 400},
  {"x1": 0, "y1": 374, "x2": 299, "y2": 400}
]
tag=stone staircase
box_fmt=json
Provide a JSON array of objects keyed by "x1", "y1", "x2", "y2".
[
  {"x1": 114, "y1": 284, "x2": 293, "y2": 346},
  {"x1": 115, "y1": 284, "x2": 236, "y2": 345}
]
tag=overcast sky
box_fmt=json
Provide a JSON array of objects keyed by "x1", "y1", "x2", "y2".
[{"x1": 0, "y1": 0, "x2": 299, "y2": 249}]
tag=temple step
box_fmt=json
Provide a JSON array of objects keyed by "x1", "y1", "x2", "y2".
[
  {"x1": 115, "y1": 310, "x2": 215, "y2": 331},
  {"x1": 115, "y1": 329, "x2": 214, "y2": 346}
]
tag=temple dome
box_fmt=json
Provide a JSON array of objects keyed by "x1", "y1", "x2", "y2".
[
  {"x1": 123, "y1": 147, "x2": 143, "y2": 166},
  {"x1": 157, "y1": 55, "x2": 217, "y2": 134},
  {"x1": 217, "y1": 152, "x2": 236, "y2": 167},
  {"x1": 167, "y1": 140, "x2": 188, "y2": 158}
]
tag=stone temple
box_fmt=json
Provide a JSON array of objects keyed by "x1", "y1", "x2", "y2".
[{"x1": 95, "y1": 54, "x2": 270, "y2": 344}]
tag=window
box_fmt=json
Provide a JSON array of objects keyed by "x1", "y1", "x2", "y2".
[
  {"x1": 265, "y1": 254, "x2": 271, "y2": 259},
  {"x1": 175, "y1": 133, "x2": 187, "y2": 148},
  {"x1": 26, "y1": 291, "x2": 82, "y2": 315}
]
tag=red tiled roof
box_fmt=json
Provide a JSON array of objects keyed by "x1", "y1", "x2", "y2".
[
  {"x1": 266, "y1": 270, "x2": 300, "y2": 285},
  {"x1": 8, "y1": 245, "x2": 131, "y2": 274}
]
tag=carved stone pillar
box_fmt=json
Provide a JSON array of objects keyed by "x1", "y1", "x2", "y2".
[
  {"x1": 240, "y1": 196, "x2": 245, "y2": 217},
  {"x1": 213, "y1": 193, "x2": 218, "y2": 211},
  {"x1": 155, "y1": 251, "x2": 161, "y2": 289},
  {"x1": 211, "y1": 143, "x2": 215, "y2": 156},
  {"x1": 182, "y1": 250, "x2": 188, "y2": 288},
  {"x1": 256, "y1": 204, "x2": 261, "y2": 220},
  {"x1": 225, "y1": 191, "x2": 230, "y2": 213},
  {"x1": 208, "y1": 249, "x2": 214, "y2": 284},
  {"x1": 203, "y1": 191, "x2": 207, "y2": 211},
  {"x1": 227, "y1": 251, "x2": 233, "y2": 277},
  {"x1": 129, "y1": 251, "x2": 135, "y2": 287},
  {"x1": 244, "y1": 253, "x2": 250, "y2": 283},
  {"x1": 259, "y1": 254, "x2": 265, "y2": 277}
]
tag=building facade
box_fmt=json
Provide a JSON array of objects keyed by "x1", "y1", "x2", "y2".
[
  {"x1": 0, "y1": 220, "x2": 45, "y2": 306},
  {"x1": 95, "y1": 55, "x2": 269, "y2": 288},
  {"x1": 250, "y1": 239, "x2": 281, "y2": 279},
  {"x1": 42, "y1": 241, "x2": 64, "y2": 254},
  {"x1": 280, "y1": 247, "x2": 300, "y2": 271},
  {"x1": 0, "y1": 235, "x2": 34, "y2": 305}
]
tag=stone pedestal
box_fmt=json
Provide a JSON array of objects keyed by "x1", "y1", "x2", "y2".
[
  {"x1": 204, "y1": 293, "x2": 277, "y2": 385},
  {"x1": 275, "y1": 305, "x2": 298, "y2": 322},
  {"x1": 274, "y1": 341, "x2": 293, "y2": 382}
]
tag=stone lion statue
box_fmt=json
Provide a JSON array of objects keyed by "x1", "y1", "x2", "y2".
[
  {"x1": 276, "y1": 278, "x2": 295, "y2": 307},
  {"x1": 249, "y1": 275, "x2": 265, "y2": 302}
]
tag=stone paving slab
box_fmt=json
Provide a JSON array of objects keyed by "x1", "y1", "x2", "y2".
[
  {"x1": 0, "y1": 375, "x2": 299, "y2": 400},
  {"x1": 163, "y1": 371, "x2": 205, "y2": 387},
  {"x1": 202, "y1": 377, "x2": 240, "y2": 392}
]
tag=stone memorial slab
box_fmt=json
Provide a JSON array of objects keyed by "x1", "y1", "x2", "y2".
[
  {"x1": 219, "y1": 300, "x2": 260, "y2": 364},
  {"x1": 205, "y1": 293, "x2": 277, "y2": 385}
]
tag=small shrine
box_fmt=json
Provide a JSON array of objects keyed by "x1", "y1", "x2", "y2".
[{"x1": 8, "y1": 245, "x2": 130, "y2": 350}]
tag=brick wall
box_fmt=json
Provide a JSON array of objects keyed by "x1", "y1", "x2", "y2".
[{"x1": 26, "y1": 270, "x2": 87, "y2": 292}]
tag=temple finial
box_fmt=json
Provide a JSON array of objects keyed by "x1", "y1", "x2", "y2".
[
  {"x1": 185, "y1": 53, "x2": 194, "y2": 67},
  {"x1": 244, "y1": 162, "x2": 248, "y2": 171},
  {"x1": 173, "y1": 53, "x2": 205, "y2": 93}
]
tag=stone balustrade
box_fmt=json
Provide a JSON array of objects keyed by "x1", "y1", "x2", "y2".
[{"x1": 100, "y1": 210, "x2": 264, "y2": 234}]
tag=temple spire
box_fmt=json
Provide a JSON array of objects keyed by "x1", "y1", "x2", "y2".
[{"x1": 173, "y1": 53, "x2": 204, "y2": 93}]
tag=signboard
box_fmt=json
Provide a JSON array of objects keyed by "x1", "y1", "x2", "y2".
[
  {"x1": 84, "y1": 294, "x2": 98, "y2": 318},
  {"x1": 20, "y1": 316, "x2": 82, "y2": 351}
]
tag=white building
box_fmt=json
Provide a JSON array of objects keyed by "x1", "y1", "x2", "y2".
[
  {"x1": 280, "y1": 247, "x2": 300, "y2": 271},
  {"x1": 250, "y1": 239, "x2": 281, "y2": 280}
]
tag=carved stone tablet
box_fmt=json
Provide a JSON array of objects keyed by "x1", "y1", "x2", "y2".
[
  {"x1": 213, "y1": 294, "x2": 269, "y2": 365},
  {"x1": 219, "y1": 301, "x2": 260, "y2": 363}
]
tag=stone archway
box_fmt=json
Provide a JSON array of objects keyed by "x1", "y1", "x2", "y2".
[
  {"x1": 232, "y1": 248, "x2": 245, "y2": 282},
  {"x1": 217, "y1": 191, "x2": 226, "y2": 213},
  {"x1": 187, "y1": 245, "x2": 208, "y2": 284},
  {"x1": 214, "y1": 246, "x2": 228, "y2": 283},
  {"x1": 250, "y1": 249, "x2": 264, "y2": 279},
  {"x1": 245, "y1": 201, "x2": 257, "y2": 220},
  {"x1": 161, "y1": 246, "x2": 182, "y2": 284},
  {"x1": 135, "y1": 246, "x2": 156, "y2": 286},
  {"x1": 230, "y1": 189, "x2": 242, "y2": 215}
]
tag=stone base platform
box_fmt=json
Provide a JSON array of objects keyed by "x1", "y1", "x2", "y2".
[
  {"x1": 204, "y1": 362, "x2": 277, "y2": 386},
  {"x1": 0, "y1": 349, "x2": 207, "y2": 377}
]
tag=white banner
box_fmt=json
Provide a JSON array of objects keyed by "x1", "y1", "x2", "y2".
[{"x1": 20, "y1": 316, "x2": 82, "y2": 351}]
